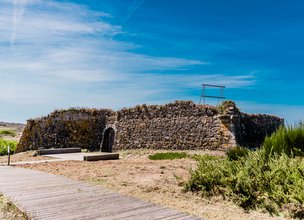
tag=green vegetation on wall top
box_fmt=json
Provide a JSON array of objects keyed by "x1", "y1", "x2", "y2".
[{"x1": 217, "y1": 100, "x2": 240, "y2": 114}]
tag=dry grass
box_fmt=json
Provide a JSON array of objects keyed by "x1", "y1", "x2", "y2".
[
  {"x1": 0, "y1": 194, "x2": 29, "y2": 220},
  {"x1": 19, "y1": 150, "x2": 286, "y2": 220}
]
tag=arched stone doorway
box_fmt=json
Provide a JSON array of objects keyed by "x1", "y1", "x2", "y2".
[{"x1": 101, "y1": 128, "x2": 115, "y2": 152}]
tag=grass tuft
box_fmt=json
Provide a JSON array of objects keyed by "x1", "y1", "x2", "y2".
[
  {"x1": 0, "y1": 130, "x2": 16, "y2": 137},
  {"x1": 149, "y1": 152, "x2": 188, "y2": 160},
  {"x1": 262, "y1": 124, "x2": 304, "y2": 158}
]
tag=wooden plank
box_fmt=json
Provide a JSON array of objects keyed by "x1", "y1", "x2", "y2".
[
  {"x1": 0, "y1": 166, "x2": 202, "y2": 220},
  {"x1": 100, "y1": 205, "x2": 169, "y2": 220},
  {"x1": 37, "y1": 197, "x2": 144, "y2": 219},
  {"x1": 83, "y1": 153, "x2": 119, "y2": 161}
]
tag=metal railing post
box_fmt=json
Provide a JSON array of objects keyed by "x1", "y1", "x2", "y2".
[{"x1": 7, "y1": 146, "x2": 10, "y2": 166}]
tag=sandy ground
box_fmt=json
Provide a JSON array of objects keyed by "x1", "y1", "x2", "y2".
[
  {"x1": 19, "y1": 150, "x2": 287, "y2": 220},
  {"x1": 0, "y1": 151, "x2": 52, "y2": 164}
]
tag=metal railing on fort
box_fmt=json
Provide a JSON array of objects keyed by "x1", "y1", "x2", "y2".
[{"x1": 199, "y1": 83, "x2": 225, "y2": 105}]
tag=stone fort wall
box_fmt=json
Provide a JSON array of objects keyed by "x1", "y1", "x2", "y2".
[
  {"x1": 17, "y1": 108, "x2": 115, "y2": 152},
  {"x1": 116, "y1": 101, "x2": 234, "y2": 150},
  {"x1": 16, "y1": 101, "x2": 284, "y2": 152}
]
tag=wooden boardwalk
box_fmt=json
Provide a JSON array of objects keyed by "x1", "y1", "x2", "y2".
[{"x1": 0, "y1": 166, "x2": 202, "y2": 220}]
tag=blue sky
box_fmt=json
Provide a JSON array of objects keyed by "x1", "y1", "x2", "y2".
[{"x1": 0, "y1": 0, "x2": 304, "y2": 123}]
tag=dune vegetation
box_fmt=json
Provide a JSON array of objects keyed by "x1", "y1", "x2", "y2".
[
  {"x1": 0, "y1": 139, "x2": 18, "y2": 156},
  {"x1": 0, "y1": 129, "x2": 16, "y2": 137},
  {"x1": 186, "y1": 124, "x2": 304, "y2": 218}
]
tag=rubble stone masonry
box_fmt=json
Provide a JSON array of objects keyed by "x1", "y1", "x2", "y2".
[{"x1": 16, "y1": 101, "x2": 284, "y2": 152}]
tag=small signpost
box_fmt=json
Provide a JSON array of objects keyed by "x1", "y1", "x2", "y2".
[{"x1": 7, "y1": 146, "x2": 10, "y2": 166}]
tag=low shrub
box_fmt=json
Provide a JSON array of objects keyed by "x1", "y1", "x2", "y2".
[
  {"x1": 263, "y1": 124, "x2": 304, "y2": 158},
  {"x1": 0, "y1": 129, "x2": 16, "y2": 137},
  {"x1": 186, "y1": 150, "x2": 304, "y2": 217},
  {"x1": 226, "y1": 146, "x2": 249, "y2": 161},
  {"x1": 0, "y1": 139, "x2": 18, "y2": 156},
  {"x1": 149, "y1": 152, "x2": 188, "y2": 160}
]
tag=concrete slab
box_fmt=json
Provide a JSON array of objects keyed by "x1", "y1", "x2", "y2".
[
  {"x1": 0, "y1": 152, "x2": 120, "y2": 166},
  {"x1": 47, "y1": 152, "x2": 119, "y2": 161}
]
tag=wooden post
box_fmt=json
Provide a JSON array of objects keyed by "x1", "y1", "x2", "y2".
[{"x1": 7, "y1": 146, "x2": 10, "y2": 166}]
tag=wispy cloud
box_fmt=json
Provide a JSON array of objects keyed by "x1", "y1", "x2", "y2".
[
  {"x1": 11, "y1": 0, "x2": 18, "y2": 47},
  {"x1": 0, "y1": 0, "x2": 256, "y2": 122},
  {"x1": 123, "y1": 0, "x2": 146, "y2": 23},
  {"x1": 0, "y1": 0, "x2": 204, "y2": 80}
]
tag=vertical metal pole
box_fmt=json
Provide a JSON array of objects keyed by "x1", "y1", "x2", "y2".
[
  {"x1": 218, "y1": 87, "x2": 223, "y2": 105},
  {"x1": 203, "y1": 85, "x2": 206, "y2": 105},
  {"x1": 199, "y1": 84, "x2": 204, "y2": 104},
  {"x1": 7, "y1": 146, "x2": 10, "y2": 166},
  {"x1": 199, "y1": 90, "x2": 203, "y2": 104}
]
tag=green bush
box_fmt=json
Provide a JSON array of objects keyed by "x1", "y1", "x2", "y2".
[
  {"x1": 226, "y1": 146, "x2": 249, "y2": 161},
  {"x1": 186, "y1": 125, "x2": 304, "y2": 217},
  {"x1": 217, "y1": 100, "x2": 239, "y2": 114},
  {"x1": 0, "y1": 130, "x2": 16, "y2": 137},
  {"x1": 262, "y1": 124, "x2": 304, "y2": 158},
  {"x1": 186, "y1": 150, "x2": 304, "y2": 217},
  {"x1": 149, "y1": 152, "x2": 188, "y2": 160},
  {"x1": 0, "y1": 139, "x2": 18, "y2": 156}
]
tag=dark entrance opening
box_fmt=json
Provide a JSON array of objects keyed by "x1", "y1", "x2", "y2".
[{"x1": 101, "y1": 128, "x2": 115, "y2": 152}]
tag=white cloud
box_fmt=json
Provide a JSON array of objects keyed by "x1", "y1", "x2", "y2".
[{"x1": 0, "y1": 0, "x2": 256, "y2": 122}]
